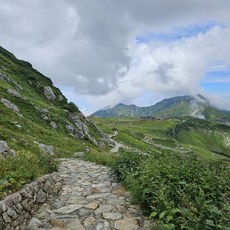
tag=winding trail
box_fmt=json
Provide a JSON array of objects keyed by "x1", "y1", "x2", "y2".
[{"x1": 24, "y1": 159, "x2": 152, "y2": 230}]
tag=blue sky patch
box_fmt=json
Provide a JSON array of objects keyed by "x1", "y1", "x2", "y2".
[{"x1": 136, "y1": 22, "x2": 219, "y2": 43}]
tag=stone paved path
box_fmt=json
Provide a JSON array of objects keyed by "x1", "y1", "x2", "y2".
[{"x1": 24, "y1": 159, "x2": 152, "y2": 230}]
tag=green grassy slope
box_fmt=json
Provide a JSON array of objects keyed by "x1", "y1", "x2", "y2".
[
  {"x1": 91, "y1": 116, "x2": 230, "y2": 161},
  {"x1": 0, "y1": 46, "x2": 109, "y2": 197}
]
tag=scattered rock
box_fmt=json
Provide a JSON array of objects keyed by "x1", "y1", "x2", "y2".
[
  {"x1": 34, "y1": 142, "x2": 54, "y2": 155},
  {"x1": 0, "y1": 141, "x2": 10, "y2": 153},
  {"x1": 1, "y1": 98, "x2": 22, "y2": 116},
  {"x1": 7, "y1": 88, "x2": 22, "y2": 98},
  {"x1": 41, "y1": 114, "x2": 49, "y2": 120},
  {"x1": 73, "y1": 152, "x2": 85, "y2": 158},
  {"x1": 50, "y1": 121, "x2": 57, "y2": 129},
  {"x1": 44, "y1": 86, "x2": 56, "y2": 101},
  {"x1": 40, "y1": 108, "x2": 49, "y2": 113}
]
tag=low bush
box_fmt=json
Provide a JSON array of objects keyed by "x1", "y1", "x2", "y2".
[
  {"x1": 112, "y1": 151, "x2": 230, "y2": 229},
  {"x1": 0, "y1": 151, "x2": 57, "y2": 198}
]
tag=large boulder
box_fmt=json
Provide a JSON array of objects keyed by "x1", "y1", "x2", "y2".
[
  {"x1": 43, "y1": 86, "x2": 56, "y2": 101},
  {"x1": 0, "y1": 141, "x2": 10, "y2": 153},
  {"x1": 1, "y1": 98, "x2": 20, "y2": 113},
  {"x1": 7, "y1": 88, "x2": 22, "y2": 98}
]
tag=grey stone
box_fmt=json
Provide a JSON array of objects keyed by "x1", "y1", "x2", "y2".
[
  {"x1": 21, "y1": 200, "x2": 31, "y2": 212},
  {"x1": 50, "y1": 121, "x2": 57, "y2": 129},
  {"x1": 0, "y1": 140, "x2": 10, "y2": 153},
  {"x1": 95, "y1": 205, "x2": 113, "y2": 214},
  {"x1": 83, "y1": 216, "x2": 96, "y2": 227},
  {"x1": 114, "y1": 218, "x2": 139, "y2": 230},
  {"x1": 65, "y1": 219, "x2": 84, "y2": 230},
  {"x1": 28, "y1": 217, "x2": 42, "y2": 229},
  {"x1": 35, "y1": 142, "x2": 54, "y2": 155},
  {"x1": 7, "y1": 88, "x2": 22, "y2": 98},
  {"x1": 52, "y1": 201, "x2": 65, "y2": 209},
  {"x1": 40, "y1": 108, "x2": 49, "y2": 113},
  {"x1": 82, "y1": 123, "x2": 89, "y2": 135},
  {"x1": 78, "y1": 208, "x2": 91, "y2": 217},
  {"x1": 7, "y1": 207, "x2": 17, "y2": 219},
  {"x1": 36, "y1": 190, "x2": 47, "y2": 203},
  {"x1": 102, "y1": 213, "x2": 122, "y2": 220},
  {"x1": 65, "y1": 124, "x2": 74, "y2": 133},
  {"x1": 54, "y1": 204, "x2": 82, "y2": 214},
  {"x1": 2, "y1": 213, "x2": 11, "y2": 223},
  {"x1": 73, "y1": 152, "x2": 85, "y2": 158},
  {"x1": 1, "y1": 98, "x2": 20, "y2": 113},
  {"x1": 44, "y1": 86, "x2": 56, "y2": 100},
  {"x1": 41, "y1": 114, "x2": 49, "y2": 120}
]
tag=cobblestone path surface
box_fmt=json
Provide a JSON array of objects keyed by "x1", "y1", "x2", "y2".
[{"x1": 25, "y1": 159, "x2": 152, "y2": 230}]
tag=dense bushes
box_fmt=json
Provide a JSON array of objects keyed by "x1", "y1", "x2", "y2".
[
  {"x1": 0, "y1": 151, "x2": 57, "y2": 198},
  {"x1": 112, "y1": 151, "x2": 230, "y2": 229}
]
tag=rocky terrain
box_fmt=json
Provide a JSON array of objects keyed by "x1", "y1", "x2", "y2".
[{"x1": 23, "y1": 159, "x2": 152, "y2": 230}]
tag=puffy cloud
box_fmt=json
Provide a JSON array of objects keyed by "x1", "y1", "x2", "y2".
[{"x1": 0, "y1": 0, "x2": 230, "y2": 114}]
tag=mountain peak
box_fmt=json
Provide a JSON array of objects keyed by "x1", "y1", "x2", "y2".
[{"x1": 92, "y1": 95, "x2": 230, "y2": 121}]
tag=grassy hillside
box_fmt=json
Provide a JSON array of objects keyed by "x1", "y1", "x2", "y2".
[
  {"x1": 93, "y1": 95, "x2": 230, "y2": 122},
  {"x1": 0, "y1": 46, "x2": 110, "y2": 198},
  {"x1": 92, "y1": 117, "x2": 230, "y2": 161},
  {"x1": 88, "y1": 116, "x2": 230, "y2": 229}
]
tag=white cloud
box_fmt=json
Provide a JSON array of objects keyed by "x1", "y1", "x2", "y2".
[{"x1": 0, "y1": 0, "x2": 230, "y2": 114}]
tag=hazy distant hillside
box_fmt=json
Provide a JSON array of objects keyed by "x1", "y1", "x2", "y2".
[{"x1": 92, "y1": 95, "x2": 230, "y2": 121}]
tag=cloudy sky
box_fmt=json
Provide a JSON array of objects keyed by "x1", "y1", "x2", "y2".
[{"x1": 0, "y1": 0, "x2": 230, "y2": 114}]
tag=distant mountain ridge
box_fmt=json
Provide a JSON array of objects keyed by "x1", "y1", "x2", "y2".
[{"x1": 92, "y1": 95, "x2": 230, "y2": 121}]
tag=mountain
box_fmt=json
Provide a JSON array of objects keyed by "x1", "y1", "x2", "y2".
[
  {"x1": 92, "y1": 95, "x2": 230, "y2": 121},
  {"x1": 0, "y1": 46, "x2": 112, "y2": 197}
]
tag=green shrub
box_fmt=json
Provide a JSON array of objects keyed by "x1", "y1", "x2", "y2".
[
  {"x1": 0, "y1": 151, "x2": 57, "y2": 198},
  {"x1": 112, "y1": 151, "x2": 230, "y2": 229}
]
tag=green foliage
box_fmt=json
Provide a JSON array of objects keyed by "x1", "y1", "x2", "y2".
[
  {"x1": 0, "y1": 151, "x2": 57, "y2": 198},
  {"x1": 82, "y1": 150, "x2": 116, "y2": 167},
  {"x1": 65, "y1": 102, "x2": 79, "y2": 113},
  {"x1": 112, "y1": 151, "x2": 230, "y2": 229}
]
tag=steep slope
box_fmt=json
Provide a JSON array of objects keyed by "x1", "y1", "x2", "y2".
[
  {"x1": 0, "y1": 46, "x2": 112, "y2": 197},
  {"x1": 93, "y1": 95, "x2": 230, "y2": 121}
]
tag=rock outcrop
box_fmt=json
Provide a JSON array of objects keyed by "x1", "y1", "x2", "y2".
[
  {"x1": 1, "y1": 98, "x2": 21, "y2": 116},
  {"x1": 44, "y1": 86, "x2": 56, "y2": 101}
]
